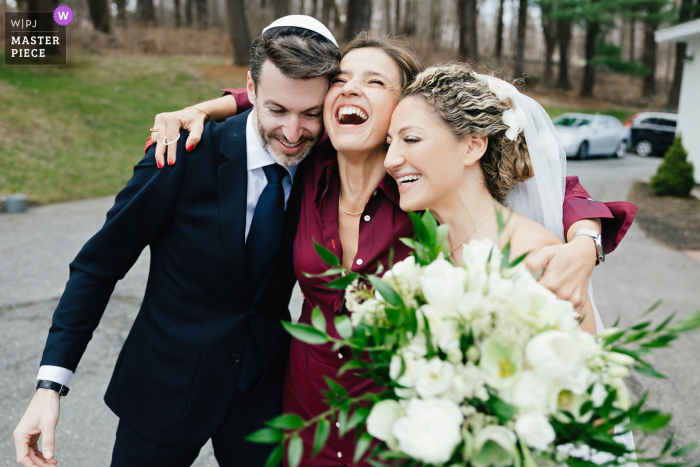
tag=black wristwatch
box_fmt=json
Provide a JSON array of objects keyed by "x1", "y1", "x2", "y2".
[{"x1": 36, "y1": 380, "x2": 70, "y2": 397}]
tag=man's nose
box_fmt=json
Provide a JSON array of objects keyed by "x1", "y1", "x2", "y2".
[{"x1": 283, "y1": 116, "x2": 303, "y2": 143}]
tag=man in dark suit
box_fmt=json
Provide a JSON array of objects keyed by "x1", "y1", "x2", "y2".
[{"x1": 12, "y1": 17, "x2": 341, "y2": 467}]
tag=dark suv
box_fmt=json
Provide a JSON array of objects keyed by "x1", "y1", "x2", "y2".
[{"x1": 626, "y1": 111, "x2": 678, "y2": 157}]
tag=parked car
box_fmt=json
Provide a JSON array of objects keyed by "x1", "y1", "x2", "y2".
[
  {"x1": 552, "y1": 113, "x2": 631, "y2": 160},
  {"x1": 625, "y1": 110, "x2": 678, "y2": 157}
]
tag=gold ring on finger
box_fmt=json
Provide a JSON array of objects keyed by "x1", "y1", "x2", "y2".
[{"x1": 150, "y1": 127, "x2": 159, "y2": 133}]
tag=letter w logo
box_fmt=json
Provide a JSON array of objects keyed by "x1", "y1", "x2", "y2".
[
  {"x1": 57, "y1": 11, "x2": 69, "y2": 20},
  {"x1": 11, "y1": 19, "x2": 21, "y2": 27}
]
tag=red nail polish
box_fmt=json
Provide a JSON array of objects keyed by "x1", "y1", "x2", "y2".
[
  {"x1": 187, "y1": 144, "x2": 194, "y2": 152},
  {"x1": 157, "y1": 160, "x2": 163, "y2": 169},
  {"x1": 168, "y1": 158, "x2": 174, "y2": 166}
]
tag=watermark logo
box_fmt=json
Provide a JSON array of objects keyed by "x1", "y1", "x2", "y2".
[
  {"x1": 5, "y1": 9, "x2": 68, "y2": 65},
  {"x1": 53, "y1": 5, "x2": 74, "y2": 27}
]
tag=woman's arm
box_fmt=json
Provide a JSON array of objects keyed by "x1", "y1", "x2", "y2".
[{"x1": 147, "y1": 88, "x2": 251, "y2": 168}]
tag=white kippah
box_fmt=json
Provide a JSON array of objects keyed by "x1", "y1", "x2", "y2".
[{"x1": 262, "y1": 15, "x2": 339, "y2": 49}]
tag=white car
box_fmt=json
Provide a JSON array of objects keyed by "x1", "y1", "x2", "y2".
[{"x1": 553, "y1": 113, "x2": 631, "y2": 160}]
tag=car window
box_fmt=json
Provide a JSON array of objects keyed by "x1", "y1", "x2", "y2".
[
  {"x1": 554, "y1": 117, "x2": 578, "y2": 127},
  {"x1": 659, "y1": 119, "x2": 677, "y2": 127},
  {"x1": 639, "y1": 118, "x2": 659, "y2": 125},
  {"x1": 577, "y1": 119, "x2": 592, "y2": 127}
]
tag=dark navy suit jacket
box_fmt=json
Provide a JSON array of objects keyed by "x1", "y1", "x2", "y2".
[{"x1": 40, "y1": 110, "x2": 304, "y2": 447}]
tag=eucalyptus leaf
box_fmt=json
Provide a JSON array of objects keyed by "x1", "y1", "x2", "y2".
[
  {"x1": 313, "y1": 418, "x2": 330, "y2": 457},
  {"x1": 338, "y1": 359, "x2": 370, "y2": 375},
  {"x1": 335, "y1": 315, "x2": 353, "y2": 339},
  {"x1": 265, "y1": 414, "x2": 305, "y2": 429},
  {"x1": 368, "y1": 275, "x2": 403, "y2": 307},
  {"x1": 354, "y1": 432, "x2": 374, "y2": 464},
  {"x1": 314, "y1": 240, "x2": 340, "y2": 266},
  {"x1": 671, "y1": 442, "x2": 698, "y2": 458},
  {"x1": 245, "y1": 428, "x2": 284, "y2": 444},
  {"x1": 326, "y1": 272, "x2": 360, "y2": 290},
  {"x1": 282, "y1": 322, "x2": 329, "y2": 345},
  {"x1": 311, "y1": 307, "x2": 326, "y2": 334},
  {"x1": 264, "y1": 443, "x2": 285, "y2": 467},
  {"x1": 288, "y1": 433, "x2": 303, "y2": 467}
]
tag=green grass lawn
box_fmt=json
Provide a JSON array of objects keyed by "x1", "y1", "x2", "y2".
[
  {"x1": 0, "y1": 52, "x2": 640, "y2": 206},
  {"x1": 0, "y1": 52, "x2": 244, "y2": 205},
  {"x1": 543, "y1": 105, "x2": 637, "y2": 124}
]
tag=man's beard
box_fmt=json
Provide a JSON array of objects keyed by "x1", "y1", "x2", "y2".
[{"x1": 256, "y1": 117, "x2": 318, "y2": 168}]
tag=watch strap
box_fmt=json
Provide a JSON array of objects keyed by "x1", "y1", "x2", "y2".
[
  {"x1": 573, "y1": 229, "x2": 605, "y2": 266},
  {"x1": 36, "y1": 379, "x2": 70, "y2": 397}
]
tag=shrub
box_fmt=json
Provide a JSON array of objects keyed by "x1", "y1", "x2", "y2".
[{"x1": 650, "y1": 136, "x2": 695, "y2": 197}]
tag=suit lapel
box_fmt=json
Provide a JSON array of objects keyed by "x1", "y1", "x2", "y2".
[
  {"x1": 218, "y1": 111, "x2": 252, "y2": 304},
  {"x1": 251, "y1": 166, "x2": 304, "y2": 305}
]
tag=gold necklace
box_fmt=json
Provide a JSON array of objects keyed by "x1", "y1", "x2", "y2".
[
  {"x1": 449, "y1": 212, "x2": 496, "y2": 257},
  {"x1": 338, "y1": 186, "x2": 366, "y2": 216}
]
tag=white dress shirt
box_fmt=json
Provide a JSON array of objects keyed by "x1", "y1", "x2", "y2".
[{"x1": 37, "y1": 112, "x2": 296, "y2": 387}]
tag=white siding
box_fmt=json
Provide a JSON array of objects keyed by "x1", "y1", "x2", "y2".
[{"x1": 676, "y1": 35, "x2": 700, "y2": 182}]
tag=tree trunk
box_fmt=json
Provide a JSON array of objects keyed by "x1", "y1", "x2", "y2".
[
  {"x1": 137, "y1": 0, "x2": 156, "y2": 24},
  {"x1": 668, "y1": 0, "x2": 697, "y2": 107},
  {"x1": 322, "y1": 0, "x2": 333, "y2": 25},
  {"x1": 557, "y1": 19, "x2": 571, "y2": 89},
  {"x1": 541, "y1": 3, "x2": 556, "y2": 86},
  {"x1": 395, "y1": 0, "x2": 401, "y2": 36},
  {"x1": 196, "y1": 0, "x2": 208, "y2": 28},
  {"x1": 628, "y1": 18, "x2": 635, "y2": 60},
  {"x1": 227, "y1": 0, "x2": 251, "y2": 65},
  {"x1": 641, "y1": 20, "x2": 657, "y2": 97},
  {"x1": 403, "y1": 0, "x2": 416, "y2": 36},
  {"x1": 430, "y1": 0, "x2": 441, "y2": 50},
  {"x1": 274, "y1": 0, "x2": 289, "y2": 18},
  {"x1": 457, "y1": 0, "x2": 477, "y2": 60},
  {"x1": 345, "y1": 0, "x2": 371, "y2": 41},
  {"x1": 514, "y1": 0, "x2": 527, "y2": 76},
  {"x1": 28, "y1": 0, "x2": 61, "y2": 55},
  {"x1": 87, "y1": 0, "x2": 111, "y2": 33},
  {"x1": 495, "y1": 0, "x2": 505, "y2": 59},
  {"x1": 185, "y1": 0, "x2": 193, "y2": 25},
  {"x1": 115, "y1": 0, "x2": 128, "y2": 27},
  {"x1": 580, "y1": 18, "x2": 599, "y2": 97}
]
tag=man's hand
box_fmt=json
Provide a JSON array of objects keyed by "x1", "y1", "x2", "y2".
[
  {"x1": 13, "y1": 389, "x2": 60, "y2": 466},
  {"x1": 150, "y1": 108, "x2": 208, "y2": 169},
  {"x1": 525, "y1": 235, "x2": 597, "y2": 314}
]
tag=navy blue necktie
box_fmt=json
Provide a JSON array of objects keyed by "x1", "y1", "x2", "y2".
[{"x1": 246, "y1": 164, "x2": 289, "y2": 292}]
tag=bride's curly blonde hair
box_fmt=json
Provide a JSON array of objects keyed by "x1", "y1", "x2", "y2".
[{"x1": 401, "y1": 63, "x2": 533, "y2": 201}]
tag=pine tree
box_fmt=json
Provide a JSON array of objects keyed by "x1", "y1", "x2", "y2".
[{"x1": 651, "y1": 137, "x2": 696, "y2": 198}]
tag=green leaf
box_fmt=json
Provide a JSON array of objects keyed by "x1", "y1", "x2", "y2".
[
  {"x1": 326, "y1": 272, "x2": 359, "y2": 289},
  {"x1": 325, "y1": 377, "x2": 348, "y2": 398},
  {"x1": 338, "y1": 407, "x2": 349, "y2": 436},
  {"x1": 491, "y1": 394, "x2": 518, "y2": 423},
  {"x1": 335, "y1": 315, "x2": 353, "y2": 339},
  {"x1": 496, "y1": 204, "x2": 506, "y2": 237},
  {"x1": 661, "y1": 431, "x2": 676, "y2": 455},
  {"x1": 265, "y1": 414, "x2": 305, "y2": 429},
  {"x1": 669, "y1": 310, "x2": 700, "y2": 333},
  {"x1": 518, "y1": 435, "x2": 538, "y2": 467},
  {"x1": 354, "y1": 432, "x2": 373, "y2": 464},
  {"x1": 346, "y1": 406, "x2": 371, "y2": 434},
  {"x1": 368, "y1": 275, "x2": 403, "y2": 307},
  {"x1": 264, "y1": 443, "x2": 285, "y2": 467},
  {"x1": 436, "y1": 224, "x2": 449, "y2": 247},
  {"x1": 638, "y1": 413, "x2": 672, "y2": 432},
  {"x1": 288, "y1": 433, "x2": 303, "y2": 467},
  {"x1": 509, "y1": 251, "x2": 529, "y2": 268},
  {"x1": 313, "y1": 418, "x2": 330, "y2": 457},
  {"x1": 631, "y1": 321, "x2": 652, "y2": 331},
  {"x1": 304, "y1": 267, "x2": 347, "y2": 278},
  {"x1": 314, "y1": 240, "x2": 340, "y2": 266},
  {"x1": 500, "y1": 241, "x2": 512, "y2": 271},
  {"x1": 604, "y1": 331, "x2": 627, "y2": 345},
  {"x1": 311, "y1": 307, "x2": 326, "y2": 334},
  {"x1": 245, "y1": 428, "x2": 284, "y2": 444},
  {"x1": 421, "y1": 210, "x2": 438, "y2": 244},
  {"x1": 655, "y1": 311, "x2": 677, "y2": 332},
  {"x1": 282, "y1": 321, "x2": 329, "y2": 345},
  {"x1": 634, "y1": 362, "x2": 666, "y2": 378},
  {"x1": 338, "y1": 359, "x2": 369, "y2": 375},
  {"x1": 625, "y1": 330, "x2": 651, "y2": 342},
  {"x1": 671, "y1": 442, "x2": 698, "y2": 457}
]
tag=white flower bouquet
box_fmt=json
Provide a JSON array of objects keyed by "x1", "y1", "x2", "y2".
[{"x1": 248, "y1": 211, "x2": 700, "y2": 467}]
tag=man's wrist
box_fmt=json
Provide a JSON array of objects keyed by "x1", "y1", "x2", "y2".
[{"x1": 36, "y1": 380, "x2": 70, "y2": 397}]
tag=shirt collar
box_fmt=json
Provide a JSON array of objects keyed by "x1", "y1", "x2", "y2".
[{"x1": 246, "y1": 112, "x2": 297, "y2": 181}]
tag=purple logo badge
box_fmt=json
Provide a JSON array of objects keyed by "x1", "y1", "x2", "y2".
[{"x1": 53, "y1": 5, "x2": 73, "y2": 26}]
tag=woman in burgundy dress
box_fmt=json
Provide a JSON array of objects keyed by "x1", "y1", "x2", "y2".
[{"x1": 146, "y1": 32, "x2": 636, "y2": 467}]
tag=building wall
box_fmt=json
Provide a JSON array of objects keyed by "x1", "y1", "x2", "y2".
[{"x1": 676, "y1": 35, "x2": 700, "y2": 182}]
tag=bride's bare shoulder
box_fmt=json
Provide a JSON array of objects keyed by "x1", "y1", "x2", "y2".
[{"x1": 499, "y1": 209, "x2": 562, "y2": 259}]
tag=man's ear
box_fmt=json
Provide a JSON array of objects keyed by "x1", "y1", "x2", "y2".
[
  {"x1": 464, "y1": 134, "x2": 488, "y2": 167},
  {"x1": 246, "y1": 71, "x2": 256, "y2": 104}
]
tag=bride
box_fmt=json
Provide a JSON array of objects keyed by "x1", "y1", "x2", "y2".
[{"x1": 383, "y1": 63, "x2": 598, "y2": 334}]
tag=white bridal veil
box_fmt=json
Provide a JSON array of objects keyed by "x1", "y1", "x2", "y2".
[{"x1": 476, "y1": 74, "x2": 636, "y2": 464}]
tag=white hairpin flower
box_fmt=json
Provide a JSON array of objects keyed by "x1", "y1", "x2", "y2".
[
  {"x1": 475, "y1": 74, "x2": 515, "y2": 102},
  {"x1": 503, "y1": 107, "x2": 528, "y2": 141}
]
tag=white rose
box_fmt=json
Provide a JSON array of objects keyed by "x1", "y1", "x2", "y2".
[
  {"x1": 392, "y1": 398, "x2": 464, "y2": 464},
  {"x1": 382, "y1": 256, "x2": 422, "y2": 301},
  {"x1": 416, "y1": 358, "x2": 455, "y2": 398},
  {"x1": 472, "y1": 425, "x2": 517, "y2": 467},
  {"x1": 501, "y1": 370, "x2": 552, "y2": 414},
  {"x1": 526, "y1": 330, "x2": 580, "y2": 383},
  {"x1": 447, "y1": 347, "x2": 463, "y2": 363},
  {"x1": 462, "y1": 238, "x2": 496, "y2": 272},
  {"x1": 590, "y1": 382, "x2": 608, "y2": 407},
  {"x1": 367, "y1": 400, "x2": 403, "y2": 450},
  {"x1": 429, "y1": 317, "x2": 461, "y2": 353},
  {"x1": 390, "y1": 352, "x2": 427, "y2": 389},
  {"x1": 419, "y1": 256, "x2": 466, "y2": 310},
  {"x1": 514, "y1": 412, "x2": 555, "y2": 451}
]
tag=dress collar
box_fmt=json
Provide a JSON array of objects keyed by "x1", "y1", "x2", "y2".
[
  {"x1": 312, "y1": 149, "x2": 400, "y2": 208},
  {"x1": 245, "y1": 112, "x2": 297, "y2": 181}
]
